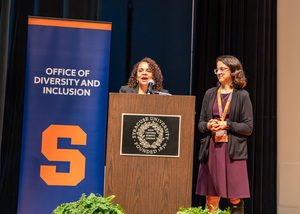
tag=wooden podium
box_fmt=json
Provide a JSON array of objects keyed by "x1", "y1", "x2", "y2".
[{"x1": 104, "y1": 93, "x2": 195, "y2": 214}]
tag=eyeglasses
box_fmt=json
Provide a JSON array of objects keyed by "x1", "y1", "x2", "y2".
[{"x1": 214, "y1": 67, "x2": 229, "y2": 74}]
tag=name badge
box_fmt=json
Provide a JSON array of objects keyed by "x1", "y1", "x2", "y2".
[{"x1": 215, "y1": 130, "x2": 228, "y2": 142}]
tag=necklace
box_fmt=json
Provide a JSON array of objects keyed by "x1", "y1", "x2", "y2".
[{"x1": 221, "y1": 93, "x2": 230, "y2": 102}]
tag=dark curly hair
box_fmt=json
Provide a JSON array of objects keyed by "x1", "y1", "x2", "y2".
[
  {"x1": 128, "y1": 57, "x2": 163, "y2": 91},
  {"x1": 216, "y1": 55, "x2": 247, "y2": 89}
]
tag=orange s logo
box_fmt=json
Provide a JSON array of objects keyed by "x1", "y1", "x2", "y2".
[{"x1": 40, "y1": 125, "x2": 86, "y2": 186}]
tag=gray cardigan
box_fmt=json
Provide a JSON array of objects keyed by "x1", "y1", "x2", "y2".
[{"x1": 198, "y1": 87, "x2": 253, "y2": 161}]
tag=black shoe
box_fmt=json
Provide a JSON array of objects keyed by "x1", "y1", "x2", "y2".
[{"x1": 228, "y1": 199, "x2": 244, "y2": 214}]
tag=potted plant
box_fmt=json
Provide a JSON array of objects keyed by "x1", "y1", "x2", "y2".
[
  {"x1": 52, "y1": 193, "x2": 125, "y2": 214},
  {"x1": 177, "y1": 206, "x2": 231, "y2": 214}
]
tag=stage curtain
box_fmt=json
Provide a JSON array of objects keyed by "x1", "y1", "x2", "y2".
[
  {"x1": 192, "y1": 0, "x2": 277, "y2": 214},
  {"x1": 0, "y1": 1, "x2": 101, "y2": 213},
  {"x1": 1, "y1": 0, "x2": 277, "y2": 213},
  {"x1": 0, "y1": 0, "x2": 11, "y2": 161}
]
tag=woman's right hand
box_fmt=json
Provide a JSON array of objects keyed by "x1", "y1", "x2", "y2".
[{"x1": 207, "y1": 119, "x2": 218, "y2": 132}]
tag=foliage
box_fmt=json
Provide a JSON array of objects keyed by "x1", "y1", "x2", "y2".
[
  {"x1": 52, "y1": 193, "x2": 125, "y2": 214},
  {"x1": 177, "y1": 206, "x2": 231, "y2": 214}
]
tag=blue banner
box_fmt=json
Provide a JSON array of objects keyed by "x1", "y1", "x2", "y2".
[{"x1": 18, "y1": 17, "x2": 112, "y2": 214}]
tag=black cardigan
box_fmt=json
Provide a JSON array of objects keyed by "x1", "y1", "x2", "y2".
[
  {"x1": 119, "y1": 84, "x2": 169, "y2": 94},
  {"x1": 198, "y1": 87, "x2": 253, "y2": 161}
]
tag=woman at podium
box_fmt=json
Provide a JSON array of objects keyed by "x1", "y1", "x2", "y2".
[
  {"x1": 196, "y1": 55, "x2": 253, "y2": 214},
  {"x1": 119, "y1": 57, "x2": 168, "y2": 94}
]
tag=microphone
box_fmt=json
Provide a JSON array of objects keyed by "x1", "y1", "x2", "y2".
[{"x1": 146, "y1": 79, "x2": 155, "y2": 94}]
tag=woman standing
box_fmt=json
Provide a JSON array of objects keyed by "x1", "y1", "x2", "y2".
[
  {"x1": 196, "y1": 55, "x2": 253, "y2": 214},
  {"x1": 119, "y1": 57, "x2": 168, "y2": 94}
]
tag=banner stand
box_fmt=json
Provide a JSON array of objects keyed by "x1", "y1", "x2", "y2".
[{"x1": 17, "y1": 17, "x2": 112, "y2": 214}]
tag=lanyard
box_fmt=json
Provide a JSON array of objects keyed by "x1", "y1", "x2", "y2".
[{"x1": 217, "y1": 87, "x2": 233, "y2": 121}]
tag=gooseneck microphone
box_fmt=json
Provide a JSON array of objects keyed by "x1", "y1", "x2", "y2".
[{"x1": 146, "y1": 79, "x2": 155, "y2": 94}]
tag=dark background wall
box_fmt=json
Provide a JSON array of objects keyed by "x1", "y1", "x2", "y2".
[{"x1": 101, "y1": 0, "x2": 193, "y2": 95}]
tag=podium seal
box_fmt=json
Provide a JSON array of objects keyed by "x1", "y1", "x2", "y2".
[{"x1": 121, "y1": 114, "x2": 181, "y2": 157}]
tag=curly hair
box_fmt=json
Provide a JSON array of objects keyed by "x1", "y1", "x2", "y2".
[
  {"x1": 216, "y1": 55, "x2": 247, "y2": 89},
  {"x1": 127, "y1": 57, "x2": 163, "y2": 91}
]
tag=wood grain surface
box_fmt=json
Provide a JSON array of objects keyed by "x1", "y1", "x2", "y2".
[{"x1": 104, "y1": 93, "x2": 195, "y2": 214}]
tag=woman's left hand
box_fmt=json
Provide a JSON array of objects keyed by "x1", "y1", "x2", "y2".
[
  {"x1": 211, "y1": 121, "x2": 228, "y2": 132},
  {"x1": 217, "y1": 121, "x2": 228, "y2": 130}
]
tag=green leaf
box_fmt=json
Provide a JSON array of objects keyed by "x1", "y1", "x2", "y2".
[
  {"x1": 52, "y1": 193, "x2": 125, "y2": 214},
  {"x1": 176, "y1": 206, "x2": 230, "y2": 214}
]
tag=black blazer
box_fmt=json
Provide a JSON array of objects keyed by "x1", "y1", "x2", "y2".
[
  {"x1": 119, "y1": 85, "x2": 169, "y2": 94},
  {"x1": 198, "y1": 87, "x2": 253, "y2": 161}
]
